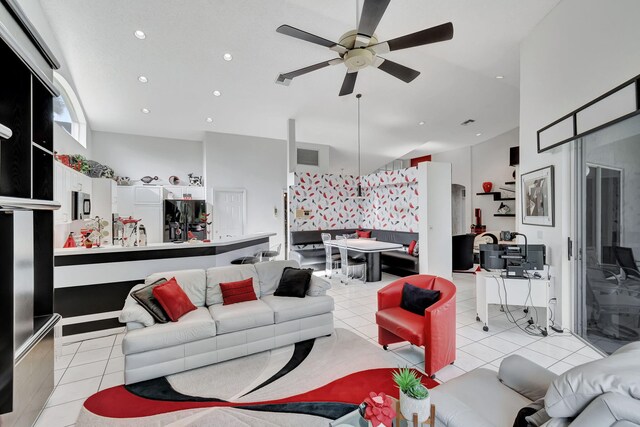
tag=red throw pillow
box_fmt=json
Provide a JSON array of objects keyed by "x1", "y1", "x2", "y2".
[
  {"x1": 356, "y1": 230, "x2": 372, "y2": 238},
  {"x1": 220, "y1": 278, "x2": 257, "y2": 305},
  {"x1": 152, "y1": 277, "x2": 197, "y2": 322},
  {"x1": 408, "y1": 240, "x2": 417, "y2": 255}
]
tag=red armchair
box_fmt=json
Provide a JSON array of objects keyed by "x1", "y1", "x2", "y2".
[{"x1": 376, "y1": 274, "x2": 456, "y2": 378}]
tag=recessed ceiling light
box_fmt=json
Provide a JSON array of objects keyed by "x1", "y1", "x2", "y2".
[
  {"x1": 134, "y1": 30, "x2": 146, "y2": 40},
  {"x1": 495, "y1": 75, "x2": 504, "y2": 79},
  {"x1": 141, "y1": 108, "x2": 150, "y2": 114},
  {"x1": 213, "y1": 90, "x2": 221, "y2": 97},
  {"x1": 138, "y1": 75, "x2": 148, "y2": 83},
  {"x1": 206, "y1": 117, "x2": 213, "y2": 123},
  {"x1": 418, "y1": 121, "x2": 425, "y2": 126},
  {"x1": 476, "y1": 133, "x2": 482, "y2": 137},
  {"x1": 223, "y1": 53, "x2": 233, "y2": 61}
]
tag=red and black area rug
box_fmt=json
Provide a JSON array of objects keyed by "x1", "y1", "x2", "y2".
[{"x1": 78, "y1": 328, "x2": 437, "y2": 426}]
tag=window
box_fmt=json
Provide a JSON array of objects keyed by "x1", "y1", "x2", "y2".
[{"x1": 53, "y1": 72, "x2": 87, "y2": 147}]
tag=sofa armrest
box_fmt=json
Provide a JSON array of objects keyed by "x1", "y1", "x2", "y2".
[
  {"x1": 119, "y1": 283, "x2": 155, "y2": 327},
  {"x1": 307, "y1": 275, "x2": 331, "y2": 296},
  {"x1": 499, "y1": 355, "x2": 557, "y2": 402},
  {"x1": 377, "y1": 280, "x2": 404, "y2": 310},
  {"x1": 569, "y1": 392, "x2": 640, "y2": 427},
  {"x1": 424, "y1": 288, "x2": 456, "y2": 374},
  {"x1": 126, "y1": 321, "x2": 146, "y2": 331},
  {"x1": 430, "y1": 388, "x2": 495, "y2": 427}
]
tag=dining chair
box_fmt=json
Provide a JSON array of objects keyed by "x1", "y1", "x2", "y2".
[
  {"x1": 336, "y1": 235, "x2": 366, "y2": 284},
  {"x1": 321, "y1": 233, "x2": 341, "y2": 278}
]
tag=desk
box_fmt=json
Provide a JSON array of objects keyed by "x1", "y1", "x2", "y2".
[
  {"x1": 324, "y1": 239, "x2": 403, "y2": 282},
  {"x1": 476, "y1": 271, "x2": 553, "y2": 333}
]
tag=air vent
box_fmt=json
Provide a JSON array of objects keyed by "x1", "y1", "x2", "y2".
[{"x1": 297, "y1": 148, "x2": 319, "y2": 166}]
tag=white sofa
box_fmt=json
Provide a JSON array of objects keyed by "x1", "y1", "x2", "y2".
[{"x1": 119, "y1": 260, "x2": 334, "y2": 384}]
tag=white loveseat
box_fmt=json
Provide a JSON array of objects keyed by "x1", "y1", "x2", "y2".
[{"x1": 119, "y1": 260, "x2": 334, "y2": 384}]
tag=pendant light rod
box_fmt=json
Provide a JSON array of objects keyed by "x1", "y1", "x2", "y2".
[{"x1": 357, "y1": 93, "x2": 361, "y2": 177}]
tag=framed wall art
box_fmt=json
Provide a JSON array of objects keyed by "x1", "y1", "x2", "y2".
[{"x1": 521, "y1": 165, "x2": 554, "y2": 226}]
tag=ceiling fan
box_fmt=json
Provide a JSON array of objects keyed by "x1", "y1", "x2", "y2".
[{"x1": 275, "y1": 0, "x2": 454, "y2": 96}]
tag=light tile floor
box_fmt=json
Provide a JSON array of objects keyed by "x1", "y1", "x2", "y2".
[{"x1": 35, "y1": 272, "x2": 602, "y2": 426}]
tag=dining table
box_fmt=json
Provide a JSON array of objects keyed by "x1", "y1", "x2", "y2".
[{"x1": 323, "y1": 238, "x2": 403, "y2": 282}]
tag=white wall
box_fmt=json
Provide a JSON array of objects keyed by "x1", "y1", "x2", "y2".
[
  {"x1": 519, "y1": 0, "x2": 640, "y2": 328},
  {"x1": 91, "y1": 131, "x2": 203, "y2": 183},
  {"x1": 432, "y1": 128, "x2": 518, "y2": 233},
  {"x1": 54, "y1": 123, "x2": 91, "y2": 157},
  {"x1": 203, "y1": 131, "x2": 286, "y2": 252}
]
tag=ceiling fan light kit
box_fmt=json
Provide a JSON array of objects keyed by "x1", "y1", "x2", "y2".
[{"x1": 275, "y1": 0, "x2": 454, "y2": 96}]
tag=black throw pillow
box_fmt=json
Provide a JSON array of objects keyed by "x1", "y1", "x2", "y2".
[
  {"x1": 400, "y1": 282, "x2": 441, "y2": 316},
  {"x1": 274, "y1": 267, "x2": 313, "y2": 298},
  {"x1": 131, "y1": 278, "x2": 170, "y2": 323}
]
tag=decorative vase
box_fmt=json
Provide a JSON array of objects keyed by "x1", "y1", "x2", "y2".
[
  {"x1": 482, "y1": 181, "x2": 493, "y2": 193},
  {"x1": 399, "y1": 391, "x2": 430, "y2": 423}
]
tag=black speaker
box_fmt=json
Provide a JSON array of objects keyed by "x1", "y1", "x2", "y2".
[{"x1": 509, "y1": 146, "x2": 519, "y2": 166}]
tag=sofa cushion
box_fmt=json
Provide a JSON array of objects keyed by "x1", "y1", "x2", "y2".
[
  {"x1": 206, "y1": 264, "x2": 259, "y2": 306},
  {"x1": 274, "y1": 267, "x2": 313, "y2": 298},
  {"x1": 261, "y1": 295, "x2": 334, "y2": 323},
  {"x1": 153, "y1": 278, "x2": 197, "y2": 322},
  {"x1": 545, "y1": 341, "x2": 640, "y2": 418},
  {"x1": 122, "y1": 307, "x2": 215, "y2": 355},
  {"x1": 381, "y1": 251, "x2": 419, "y2": 272},
  {"x1": 376, "y1": 306, "x2": 424, "y2": 346},
  {"x1": 254, "y1": 260, "x2": 299, "y2": 296},
  {"x1": 146, "y1": 269, "x2": 206, "y2": 307},
  {"x1": 208, "y1": 299, "x2": 274, "y2": 334},
  {"x1": 220, "y1": 278, "x2": 257, "y2": 305},
  {"x1": 431, "y1": 368, "x2": 532, "y2": 427},
  {"x1": 307, "y1": 275, "x2": 331, "y2": 296}
]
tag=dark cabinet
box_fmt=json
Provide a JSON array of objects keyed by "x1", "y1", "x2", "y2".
[
  {"x1": 32, "y1": 79, "x2": 53, "y2": 151},
  {"x1": 0, "y1": 37, "x2": 32, "y2": 198},
  {"x1": 32, "y1": 147, "x2": 53, "y2": 201}
]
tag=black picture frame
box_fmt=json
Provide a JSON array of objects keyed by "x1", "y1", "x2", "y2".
[{"x1": 521, "y1": 165, "x2": 555, "y2": 227}]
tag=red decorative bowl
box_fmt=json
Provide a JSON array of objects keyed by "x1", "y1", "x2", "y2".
[{"x1": 482, "y1": 182, "x2": 493, "y2": 193}]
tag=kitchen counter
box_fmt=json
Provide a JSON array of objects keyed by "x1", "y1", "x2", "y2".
[
  {"x1": 54, "y1": 232, "x2": 276, "y2": 342},
  {"x1": 54, "y1": 232, "x2": 275, "y2": 255}
]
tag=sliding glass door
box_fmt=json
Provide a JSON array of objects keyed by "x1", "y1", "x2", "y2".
[{"x1": 576, "y1": 114, "x2": 640, "y2": 354}]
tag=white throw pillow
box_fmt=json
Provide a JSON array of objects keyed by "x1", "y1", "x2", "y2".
[{"x1": 545, "y1": 342, "x2": 640, "y2": 418}]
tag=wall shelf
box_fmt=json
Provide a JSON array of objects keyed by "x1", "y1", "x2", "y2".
[
  {"x1": 494, "y1": 213, "x2": 516, "y2": 217},
  {"x1": 476, "y1": 192, "x2": 515, "y2": 201}
]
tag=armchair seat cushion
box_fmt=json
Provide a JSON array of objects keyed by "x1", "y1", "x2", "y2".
[
  {"x1": 261, "y1": 295, "x2": 334, "y2": 323},
  {"x1": 208, "y1": 299, "x2": 274, "y2": 334},
  {"x1": 431, "y1": 368, "x2": 532, "y2": 427},
  {"x1": 376, "y1": 307, "x2": 424, "y2": 346},
  {"x1": 122, "y1": 307, "x2": 215, "y2": 355}
]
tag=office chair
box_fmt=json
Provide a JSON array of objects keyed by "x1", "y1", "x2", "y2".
[
  {"x1": 614, "y1": 247, "x2": 640, "y2": 280},
  {"x1": 586, "y1": 266, "x2": 640, "y2": 342},
  {"x1": 336, "y1": 235, "x2": 366, "y2": 284},
  {"x1": 321, "y1": 233, "x2": 341, "y2": 278}
]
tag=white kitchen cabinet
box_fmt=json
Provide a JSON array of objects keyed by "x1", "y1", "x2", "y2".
[
  {"x1": 163, "y1": 186, "x2": 205, "y2": 200},
  {"x1": 185, "y1": 187, "x2": 205, "y2": 200},
  {"x1": 133, "y1": 205, "x2": 163, "y2": 244},
  {"x1": 134, "y1": 186, "x2": 162, "y2": 204},
  {"x1": 117, "y1": 186, "x2": 135, "y2": 217},
  {"x1": 54, "y1": 162, "x2": 71, "y2": 223}
]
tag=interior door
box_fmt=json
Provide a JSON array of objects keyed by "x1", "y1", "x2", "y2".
[{"x1": 213, "y1": 190, "x2": 245, "y2": 239}]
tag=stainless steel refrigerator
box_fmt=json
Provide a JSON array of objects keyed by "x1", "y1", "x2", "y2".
[{"x1": 163, "y1": 199, "x2": 207, "y2": 242}]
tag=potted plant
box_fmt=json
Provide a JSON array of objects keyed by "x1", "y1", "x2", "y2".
[{"x1": 393, "y1": 367, "x2": 431, "y2": 422}]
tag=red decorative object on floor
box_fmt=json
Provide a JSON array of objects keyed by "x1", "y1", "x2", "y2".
[
  {"x1": 376, "y1": 275, "x2": 456, "y2": 377},
  {"x1": 482, "y1": 181, "x2": 493, "y2": 193}
]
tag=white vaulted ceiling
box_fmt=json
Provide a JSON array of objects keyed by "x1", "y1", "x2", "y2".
[{"x1": 41, "y1": 0, "x2": 560, "y2": 173}]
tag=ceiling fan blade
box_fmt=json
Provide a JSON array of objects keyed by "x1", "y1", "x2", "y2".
[
  {"x1": 370, "y1": 22, "x2": 454, "y2": 54},
  {"x1": 376, "y1": 58, "x2": 420, "y2": 83},
  {"x1": 339, "y1": 72, "x2": 358, "y2": 96},
  {"x1": 276, "y1": 59, "x2": 343, "y2": 86},
  {"x1": 276, "y1": 24, "x2": 346, "y2": 53},
  {"x1": 355, "y1": 0, "x2": 391, "y2": 47}
]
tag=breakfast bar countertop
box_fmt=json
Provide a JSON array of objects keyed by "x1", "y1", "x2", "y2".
[{"x1": 54, "y1": 232, "x2": 276, "y2": 256}]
